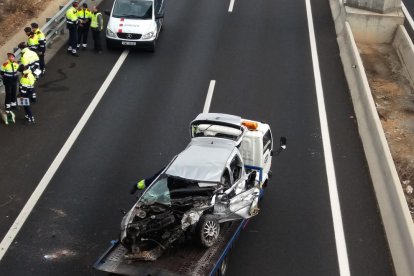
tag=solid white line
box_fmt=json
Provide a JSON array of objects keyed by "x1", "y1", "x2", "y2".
[
  {"x1": 305, "y1": 1, "x2": 351, "y2": 275},
  {"x1": 229, "y1": 0, "x2": 235, "y2": 12},
  {"x1": 0, "y1": 49, "x2": 130, "y2": 261},
  {"x1": 203, "y1": 80, "x2": 216, "y2": 113},
  {"x1": 402, "y1": 2, "x2": 414, "y2": 32}
]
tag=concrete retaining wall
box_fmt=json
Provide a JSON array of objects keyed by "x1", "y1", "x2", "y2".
[
  {"x1": 329, "y1": 0, "x2": 414, "y2": 275},
  {"x1": 392, "y1": 25, "x2": 414, "y2": 86}
]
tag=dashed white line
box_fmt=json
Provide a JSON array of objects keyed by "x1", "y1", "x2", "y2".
[
  {"x1": 229, "y1": 0, "x2": 235, "y2": 12},
  {"x1": 203, "y1": 80, "x2": 216, "y2": 113},
  {"x1": 402, "y1": 2, "x2": 414, "y2": 32},
  {"x1": 0, "y1": 49, "x2": 130, "y2": 261},
  {"x1": 305, "y1": 1, "x2": 351, "y2": 275}
]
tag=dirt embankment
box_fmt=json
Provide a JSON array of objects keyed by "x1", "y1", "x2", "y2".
[
  {"x1": 359, "y1": 43, "x2": 414, "y2": 220},
  {"x1": 0, "y1": 0, "x2": 54, "y2": 47}
]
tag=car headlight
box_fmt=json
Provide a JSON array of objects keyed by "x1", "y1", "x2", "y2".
[
  {"x1": 106, "y1": 28, "x2": 117, "y2": 38},
  {"x1": 142, "y1": 31, "x2": 155, "y2": 39}
]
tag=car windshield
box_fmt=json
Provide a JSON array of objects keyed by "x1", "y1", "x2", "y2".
[
  {"x1": 113, "y1": 0, "x2": 152, "y2": 19},
  {"x1": 140, "y1": 175, "x2": 215, "y2": 205}
]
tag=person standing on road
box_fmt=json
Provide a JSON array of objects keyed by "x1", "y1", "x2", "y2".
[
  {"x1": 77, "y1": 3, "x2": 92, "y2": 50},
  {"x1": 90, "y1": 6, "x2": 103, "y2": 53},
  {"x1": 31, "y1": 22, "x2": 46, "y2": 75},
  {"x1": 66, "y1": 1, "x2": 79, "y2": 56},
  {"x1": 24, "y1": 27, "x2": 39, "y2": 53},
  {"x1": 18, "y1": 66, "x2": 36, "y2": 124},
  {"x1": 18, "y1": 42, "x2": 41, "y2": 81},
  {"x1": 0, "y1": 53, "x2": 19, "y2": 124}
]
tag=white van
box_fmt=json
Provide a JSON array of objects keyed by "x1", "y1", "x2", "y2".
[{"x1": 105, "y1": 0, "x2": 165, "y2": 52}]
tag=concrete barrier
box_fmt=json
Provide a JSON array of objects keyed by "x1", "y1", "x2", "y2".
[
  {"x1": 392, "y1": 25, "x2": 414, "y2": 86},
  {"x1": 329, "y1": 1, "x2": 414, "y2": 275}
]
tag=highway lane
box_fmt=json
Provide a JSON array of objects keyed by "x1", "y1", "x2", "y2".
[
  {"x1": 0, "y1": 0, "x2": 120, "y2": 239},
  {"x1": 212, "y1": 0, "x2": 393, "y2": 275},
  {"x1": 0, "y1": 0, "x2": 394, "y2": 275},
  {"x1": 403, "y1": 1, "x2": 414, "y2": 40}
]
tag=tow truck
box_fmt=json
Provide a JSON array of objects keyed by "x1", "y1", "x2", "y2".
[{"x1": 94, "y1": 113, "x2": 286, "y2": 275}]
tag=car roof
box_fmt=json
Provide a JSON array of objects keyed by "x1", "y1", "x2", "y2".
[
  {"x1": 192, "y1": 113, "x2": 242, "y2": 128},
  {"x1": 166, "y1": 138, "x2": 235, "y2": 183}
]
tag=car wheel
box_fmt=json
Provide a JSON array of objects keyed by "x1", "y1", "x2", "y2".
[
  {"x1": 148, "y1": 41, "x2": 156, "y2": 52},
  {"x1": 197, "y1": 215, "x2": 220, "y2": 247},
  {"x1": 106, "y1": 39, "x2": 116, "y2": 51},
  {"x1": 216, "y1": 256, "x2": 228, "y2": 276}
]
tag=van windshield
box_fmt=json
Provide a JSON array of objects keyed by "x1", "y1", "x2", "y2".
[{"x1": 113, "y1": 0, "x2": 153, "y2": 19}]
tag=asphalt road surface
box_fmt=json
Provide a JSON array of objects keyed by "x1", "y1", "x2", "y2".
[
  {"x1": 0, "y1": 0, "x2": 394, "y2": 275},
  {"x1": 404, "y1": 1, "x2": 414, "y2": 41}
]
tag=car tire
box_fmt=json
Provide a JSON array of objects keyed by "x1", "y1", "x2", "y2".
[
  {"x1": 106, "y1": 39, "x2": 116, "y2": 51},
  {"x1": 148, "y1": 41, "x2": 156, "y2": 52},
  {"x1": 197, "y1": 215, "x2": 220, "y2": 248},
  {"x1": 216, "y1": 256, "x2": 228, "y2": 276}
]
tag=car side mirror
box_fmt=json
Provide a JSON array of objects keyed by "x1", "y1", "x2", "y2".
[
  {"x1": 274, "y1": 136, "x2": 287, "y2": 156},
  {"x1": 104, "y1": 10, "x2": 110, "y2": 16},
  {"x1": 155, "y1": 13, "x2": 164, "y2": 19}
]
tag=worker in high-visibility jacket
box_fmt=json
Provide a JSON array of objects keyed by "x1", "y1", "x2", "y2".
[
  {"x1": 130, "y1": 167, "x2": 165, "y2": 194},
  {"x1": 77, "y1": 3, "x2": 92, "y2": 50},
  {"x1": 24, "y1": 27, "x2": 39, "y2": 52},
  {"x1": 31, "y1": 22, "x2": 46, "y2": 74},
  {"x1": 0, "y1": 53, "x2": 19, "y2": 124},
  {"x1": 18, "y1": 42, "x2": 40, "y2": 80},
  {"x1": 19, "y1": 67, "x2": 36, "y2": 124},
  {"x1": 66, "y1": 1, "x2": 79, "y2": 56},
  {"x1": 90, "y1": 6, "x2": 103, "y2": 53}
]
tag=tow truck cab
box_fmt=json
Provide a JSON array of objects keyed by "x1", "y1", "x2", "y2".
[
  {"x1": 190, "y1": 113, "x2": 274, "y2": 185},
  {"x1": 105, "y1": 0, "x2": 165, "y2": 51}
]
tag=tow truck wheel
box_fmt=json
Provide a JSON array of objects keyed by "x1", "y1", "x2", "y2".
[
  {"x1": 216, "y1": 256, "x2": 228, "y2": 276},
  {"x1": 197, "y1": 215, "x2": 220, "y2": 247}
]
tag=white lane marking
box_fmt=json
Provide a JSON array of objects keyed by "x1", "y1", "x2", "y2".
[
  {"x1": 203, "y1": 80, "x2": 216, "y2": 113},
  {"x1": 0, "y1": 49, "x2": 130, "y2": 261},
  {"x1": 402, "y1": 2, "x2": 414, "y2": 32},
  {"x1": 229, "y1": 0, "x2": 235, "y2": 12},
  {"x1": 305, "y1": 1, "x2": 351, "y2": 275}
]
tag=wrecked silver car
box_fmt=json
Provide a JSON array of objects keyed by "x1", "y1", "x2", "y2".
[{"x1": 119, "y1": 114, "x2": 285, "y2": 261}]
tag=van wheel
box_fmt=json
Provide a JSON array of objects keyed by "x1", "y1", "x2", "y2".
[
  {"x1": 106, "y1": 40, "x2": 116, "y2": 51},
  {"x1": 197, "y1": 215, "x2": 220, "y2": 247},
  {"x1": 216, "y1": 256, "x2": 228, "y2": 276},
  {"x1": 148, "y1": 41, "x2": 156, "y2": 52}
]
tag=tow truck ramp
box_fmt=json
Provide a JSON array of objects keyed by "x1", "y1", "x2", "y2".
[{"x1": 94, "y1": 220, "x2": 247, "y2": 276}]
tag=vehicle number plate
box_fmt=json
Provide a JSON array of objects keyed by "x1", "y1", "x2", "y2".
[{"x1": 122, "y1": 41, "x2": 136, "y2": 46}]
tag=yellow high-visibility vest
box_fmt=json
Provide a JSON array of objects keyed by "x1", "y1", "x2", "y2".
[
  {"x1": 0, "y1": 61, "x2": 19, "y2": 77},
  {"x1": 20, "y1": 48, "x2": 39, "y2": 66},
  {"x1": 66, "y1": 6, "x2": 78, "y2": 23},
  {"x1": 91, "y1": 12, "x2": 103, "y2": 29},
  {"x1": 77, "y1": 8, "x2": 92, "y2": 20},
  {"x1": 20, "y1": 70, "x2": 36, "y2": 88}
]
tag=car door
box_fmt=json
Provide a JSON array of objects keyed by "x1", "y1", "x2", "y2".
[{"x1": 227, "y1": 154, "x2": 260, "y2": 219}]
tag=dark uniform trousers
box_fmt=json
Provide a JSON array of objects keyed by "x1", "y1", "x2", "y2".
[
  {"x1": 67, "y1": 23, "x2": 78, "y2": 51},
  {"x1": 78, "y1": 24, "x2": 90, "y2": 46},
  {"x1": 91, "y1": 28, "x2": 102, "y2": 51},
  {"x1": 4, "y1": 77, "x2": 18, "y2": 110},
  {"x1": 38, "y1": 48, "x2": 46, "y2": 71}
]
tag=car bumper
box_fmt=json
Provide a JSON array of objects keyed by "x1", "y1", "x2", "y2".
[{"x1": 106, "y1": 37, "x2": 155, "y2": 49}]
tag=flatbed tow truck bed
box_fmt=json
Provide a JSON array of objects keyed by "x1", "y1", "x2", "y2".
[{"x1": 94, "y1": 219, "x2": 248, "y2": 276}]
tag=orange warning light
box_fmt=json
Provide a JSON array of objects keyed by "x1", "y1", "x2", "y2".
[{"x1": 242, "y1": 120, "x2": 258, "y2": 130}]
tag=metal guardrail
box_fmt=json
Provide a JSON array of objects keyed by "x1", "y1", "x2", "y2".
[{"x1": 0, "y1": 0, "x2": 86, "y2": 89}]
